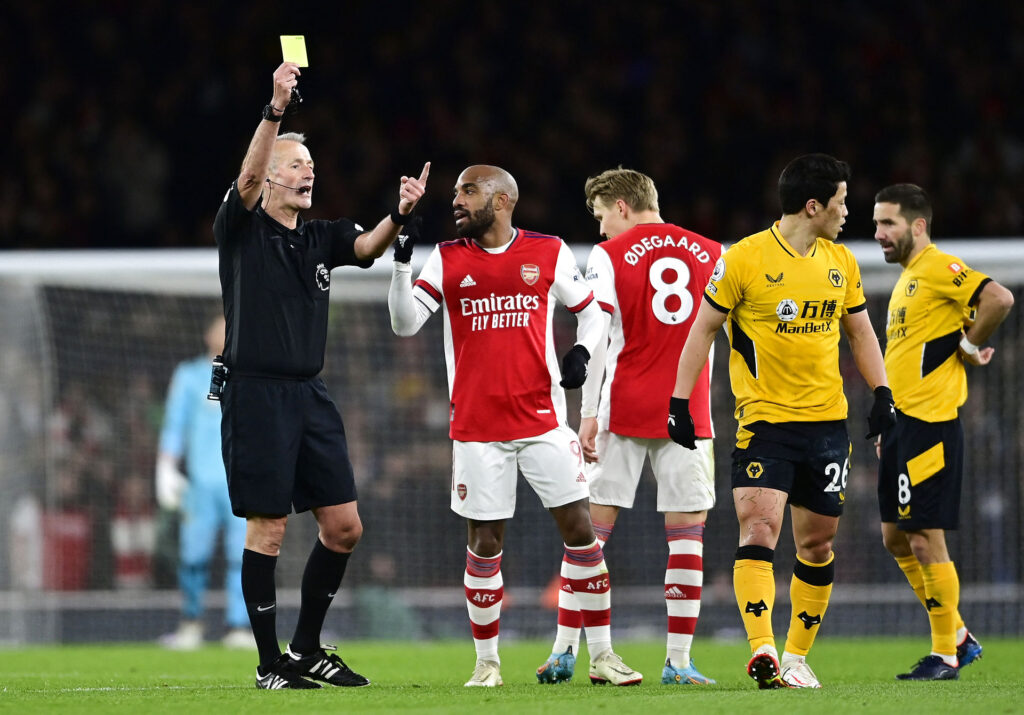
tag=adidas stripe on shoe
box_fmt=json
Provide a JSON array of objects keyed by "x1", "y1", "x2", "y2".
[
  {"x1": 286, "y1": 644, "x2": 370, "y2": 687},
  {"x1": 255, "y1": 652, "x2": 321, "y2": 690}
]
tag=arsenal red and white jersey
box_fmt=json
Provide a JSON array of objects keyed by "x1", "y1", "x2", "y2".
[
  {"x1": 586, "y1": 223, "x2": 721, "y2": 438},
  {"x1": 413, "y1": 229, "x2": 594, "y2": 441}
]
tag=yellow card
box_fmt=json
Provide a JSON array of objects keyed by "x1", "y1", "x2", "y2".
[{"x1": 280, "y1": 35, "x2": 309, "y2": 67}]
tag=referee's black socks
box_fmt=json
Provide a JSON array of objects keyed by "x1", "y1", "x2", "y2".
[
  {"x1": 242, "y1": 549, "x2": 280, "y2": 668},
  {"x1": 290, "y1": 539, "x2": 351, "y2": 655}
]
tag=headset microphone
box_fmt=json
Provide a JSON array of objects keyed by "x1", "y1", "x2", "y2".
[{"x1": 265, "y1": 178, "x2": 310, "y2": 193}]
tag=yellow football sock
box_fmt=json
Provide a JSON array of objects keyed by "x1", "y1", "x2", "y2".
[
  {"x1": 783, "y1": 552, "x2": 834, "y2": 657},
  {"x1": 734, "y1": 546, "x2": 776, "y2": 652},
  {"x1": 897, "y1": 553, "x2": 966, "y2": 633},
  {"x1": 921, "y1": 561, "x2": 959, "y2": 656},
  {"x1": 895, "y1": 554, "x2": 927, "y2": 606}
]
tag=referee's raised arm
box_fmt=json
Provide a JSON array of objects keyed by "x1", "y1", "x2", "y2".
[{"x1": 237, "y1": 63, "x2": 300, "y2": 210}]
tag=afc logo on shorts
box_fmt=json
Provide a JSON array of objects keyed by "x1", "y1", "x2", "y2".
[{"x1": 456, "y1": 483, "x2": 467, "y2": 501}]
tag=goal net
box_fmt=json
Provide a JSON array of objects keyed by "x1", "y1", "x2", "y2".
[{"x1": 0, "y1": 242, "x2": 1020, "y2": 644}]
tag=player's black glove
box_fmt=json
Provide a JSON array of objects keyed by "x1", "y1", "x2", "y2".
[
  {"x1": 667, "y1": 396, "x2": 696, "y2": 449},
  {"x1": 393, "y1": 216, "x2": 421, "y2": 264},
  {"x1": 559, "y1": 344, "x2": 590, "y2": 389},
  {"x1": 865, "y1": 385, "x2": 896, "y2": 439}
]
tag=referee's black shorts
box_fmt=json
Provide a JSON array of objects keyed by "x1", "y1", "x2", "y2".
[
  {"x1": 878, "y1": 410, "x2": 963, "y2": 530},
  {"x1": 221, "y1": 375, "x2": 357, "y2": 517}
]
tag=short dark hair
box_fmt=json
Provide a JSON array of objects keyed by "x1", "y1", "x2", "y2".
[
  {"x1": 778, "y1": 153, "x2": 851, "y2": 215},
  {"x1": 874, "y1": 183, "x2": 933, "y2": 235}
]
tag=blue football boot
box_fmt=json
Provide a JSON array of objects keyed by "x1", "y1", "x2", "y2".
[
  {"x1": 957, "y1": 631, "x2": 983, "y2": 669},
  {"x1": 537, "y1": 646, "x2": 576, "y2": 684},
  {"x1": 662, "y1": 658, "x2": 716, "y2": 685}
]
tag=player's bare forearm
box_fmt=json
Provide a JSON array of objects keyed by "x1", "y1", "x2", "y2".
[
  {"x1": 965, "y1": 280, "x2": 1014, "y2": 347},
  {"x1": 672, "y1": 302, "x2": 723, "y2": 398},
  {"x1": 842, "y1": 310, "x2": 889, "y2": 390}
]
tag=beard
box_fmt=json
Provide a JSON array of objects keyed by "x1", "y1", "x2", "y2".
[
  {"x1": 885, "y1": 227, "x2": 915, "y2": 264},
  {"x1": 456, "y1": 200, "x2": 496, "y2": 238}
]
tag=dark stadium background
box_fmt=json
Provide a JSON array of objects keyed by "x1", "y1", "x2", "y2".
[{"x1": 1, "y1": 1, "x2": 1021, "y2": 250}]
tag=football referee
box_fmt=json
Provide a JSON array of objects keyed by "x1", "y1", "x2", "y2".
[{"x1": 214, "y1": 61, "x2": 429, "y2": 690}]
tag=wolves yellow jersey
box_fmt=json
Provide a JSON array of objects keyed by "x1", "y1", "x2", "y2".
[
  {"x1": 704, "y1": 222, "x2": 867, "y2": 429},
  {"x1": 884, "y1": 243, "x2": 989, "y2": 421}
]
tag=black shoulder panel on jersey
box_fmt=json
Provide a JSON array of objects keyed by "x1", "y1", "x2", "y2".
[
  {"x1": 969, "y1": 277, "x2": 992, "y2": 307},
  {"x1": 921, "y1": 328, "x2": 961, "y2": 378},
  {"x1": 730, "y1": 319, "x2": 757, "y2": 378},
  {"x1": 704, "y1": 294, "x2": 730, "y2": 314}
]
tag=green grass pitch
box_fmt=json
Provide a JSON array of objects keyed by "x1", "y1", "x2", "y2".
[{"x1": 2, "y1": 637, "x2": 1021, "y2": 713}]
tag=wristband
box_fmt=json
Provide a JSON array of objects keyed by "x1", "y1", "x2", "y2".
[
  {"x1": 262, "y1": 104, "x2": 284, "y2": 122},
  {"x1": 959, "y1": 335, "x2": 979, "y2": 355},
  {"x1": 390, "y1": 208, "x2": 413, "y2": 225}
]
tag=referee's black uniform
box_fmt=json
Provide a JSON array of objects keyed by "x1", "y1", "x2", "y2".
[{"x1": 214, "y1": 181, "x2": 372, "y2": 517}]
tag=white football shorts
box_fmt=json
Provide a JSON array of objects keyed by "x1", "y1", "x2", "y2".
[
  {"x1": 450, "y1": 425, "x2": 589, "y2": 520},
  {"x1": 587, "y1": 430, "x2": 715, "y2": 512}
]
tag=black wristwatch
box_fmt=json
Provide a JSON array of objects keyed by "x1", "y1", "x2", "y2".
[{"x1": 262, "y1": 104, "x2": 284, "y2": 123}]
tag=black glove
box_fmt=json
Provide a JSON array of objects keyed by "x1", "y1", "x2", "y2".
[
  {"x1": 393, "y1": 216, "x2": 421, "y2": 263},
  {"x1": 667, "y1": 396, "x2": 696, "y2": 449},
  {"x1": 865, "y1": 385, "x2": 896, "y2": 439},
  {"x1": 559, "y1": 344, "x2": 590, "y2": 389}
]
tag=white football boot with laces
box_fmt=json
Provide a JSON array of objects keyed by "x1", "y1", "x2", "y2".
[
  {"x1": 588, "y1": 649, "x2": 643, "y2": 686},
  {"x1": 464, "y1": 659, "x2": 503, "y2": 687},
  {"x1": 780, "y1": 652, "x2": 821, "y2": 688}
]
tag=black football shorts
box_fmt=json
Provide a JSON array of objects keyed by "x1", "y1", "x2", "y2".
[
  {"x1": 731, "y1": 420, "x2": 852, "y2": 517},
  {"x1": 221, "y1": 375, "x2": 358, "y2": 517},
  {"x1": 878, "y1": 410, "x2": 963, "y2": 530}
]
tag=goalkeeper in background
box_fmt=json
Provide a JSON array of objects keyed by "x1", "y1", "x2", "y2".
[
  {"x1": 156, "y1": 314, "x2": 251, "y2": 650},
  {"x1": 872, "y1": 183, "x2": 1013, "y2": 681}
]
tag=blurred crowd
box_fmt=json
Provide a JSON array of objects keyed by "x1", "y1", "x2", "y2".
[{"x1": 2, "y1": 1, "x2": 1022, "y2": 251}]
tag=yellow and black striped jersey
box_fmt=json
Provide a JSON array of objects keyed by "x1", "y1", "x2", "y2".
[
  {"x1": 704, "y1": 222, "x2": 867, "y2": 431},
  {"x1": 883, "y1": 243, "x2": 989, "y2": 421}
]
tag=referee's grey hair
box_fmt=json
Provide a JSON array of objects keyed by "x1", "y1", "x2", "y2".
[{"x1": 269, "y1": 132, "x2": 308, "y2": 171}]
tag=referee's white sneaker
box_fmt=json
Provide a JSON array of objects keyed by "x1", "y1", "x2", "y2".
[
  {"x1": 780, "y1": 652, "x2": 821, "y2": 688},
  {"x1": 464, "y1": 659, "x2": 503, "y2": 687}
]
